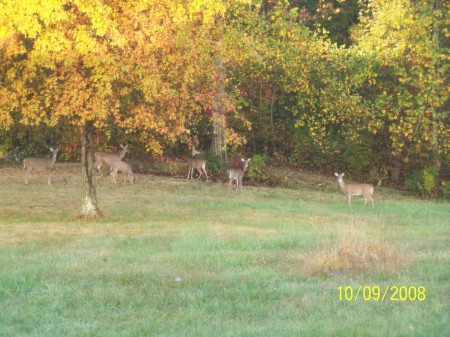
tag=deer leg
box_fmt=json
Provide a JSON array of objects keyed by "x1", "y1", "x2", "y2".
[
  {"x1": 202, "y1": 167, "x2": 208, "y2": 182},
  {"x1": 347, "y1": 195, "x2": 352, "y2": 206},
  {"x1": 111, "y1": 169, "x2": 117, "y2": 183},
  {"x1": 228, "y1": 176, "x2": 233, "y2": 191},
  {"x1": 48, "y1": 168, "x2": 53, "y2": 185},
  {"x1": 24, "y1": 168, "x2": 31, "y2": 185},
  {"x1": 97, "y1": 162, "x2": 104, "y2": 177},
  {"x1": 187, "y1": 167, "x2": 192, "y2": 179},
  {"x1": 369, "y1": 195, "x2": 374, "y2": 207},
  {"x1": 196, "y1": 168, "x2": 202, "y2": 180}
]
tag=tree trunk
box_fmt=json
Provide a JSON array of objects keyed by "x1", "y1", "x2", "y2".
[
  {"x1": 211, "y1": 60, "x2": 228, "y2": 168},
  {"x1": 212, "y1": 117, "x2": 227, "y2": 165},
  {"x1": 80, "y1": 121, "x2": 101, "y2": 217},
  {"x1": 391, "y1": 157, "x2": 402, "y2": 184},
  {"x1": 431, "y1": 0, "x2": 443, "y2": 195}
]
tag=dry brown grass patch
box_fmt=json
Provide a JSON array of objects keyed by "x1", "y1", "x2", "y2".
[
  {"x1": 274, "y1": 222, "x2": 412, "y2": 277},
  {"x1": 304, "y1": 226, "x2": 409, "y2": 276}
]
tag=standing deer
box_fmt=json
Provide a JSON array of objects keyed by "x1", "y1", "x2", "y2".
[
  {"x1": 187, "y1": 157, "x2": 208, "y2": 181},
  {"x1": 23, "y1": 147, "x2": 58, "y2": 185},
  {"x1": 228, "y1": 157, "x2": 251, "y2": 192},
  {"x1": 334, "y1": 173, "x2": 374, "y2": 207},
  {"x1": 94, "y1": 144, "x2": 128, "y2": 176},
  {"x1": 110, "y1": 160, "x2": 135, "y2": 184}
]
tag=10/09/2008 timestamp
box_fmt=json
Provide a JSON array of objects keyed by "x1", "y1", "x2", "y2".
[{"x1": 338, "y1": 286, "x2": 426, "y2": 301}]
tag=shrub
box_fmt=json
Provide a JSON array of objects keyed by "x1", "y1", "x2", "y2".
[
  {"x1": 405, "y1": 167, "x2": 439, "y2": 196},
  {"x1": 405, "y1": 170, "x2": 423, "y2": 194},
  {"x1": 338, "y1": 137, "x2": 381, "y2": 179},
  {"x1": 422, "y1": 167, "x2": 438, "y2": 195},
  {"x1": 246, "y1": 154, "x2": 266, "y2": 184},
  {"x1": 288, "y1": 129, "x2": 324, "y2": 169},
  {"x1": 205, "y1": 151, "x2": 223, "y2": 174},
  {"x1": 443, "y1": 181, "x2": 450, "y2": 198}
]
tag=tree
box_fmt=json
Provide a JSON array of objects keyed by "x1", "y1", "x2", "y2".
[
  {"x1": 0, "y1": 0, "x2": 123, "y2": 216},
  {"x1": 224, "y1": 1, "x2": 323, "y2": 158},
  {"x1": 0, "y1": 0, "x2": 233, "y2": 215},
  {"x1": 350, "y1": 0, "x2": 449, "y2": 185}
]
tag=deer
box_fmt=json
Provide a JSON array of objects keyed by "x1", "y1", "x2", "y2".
[
  {"x1": 94, "y1": 144, "x2": 128, "y2": 176},
  {"x1": 110, "y1": 160, "x2": 135, "y2": 184},
  {"x1": 334, "y1": 173, "x2": 374, "y2": 207},
  {"x1": 23, "y1": 147, "x2": 58, "y2": 185},
  {"x1": 187, "y1": 157, "x2": 208, "y2": 181},
  {"x1": 228, "y1": 157, "x2": 251, "y2": 192}
]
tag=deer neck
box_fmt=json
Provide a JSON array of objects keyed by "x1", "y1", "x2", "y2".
[
  {"x1": 118, "y1": 149, "x2": 126, "y2": 160},
  {"x1": 338, "y1": 179, "x2": 347, "y2": 192},
  {"x1": 48, "y1": 153, "x2": 57, "y2": 168}
]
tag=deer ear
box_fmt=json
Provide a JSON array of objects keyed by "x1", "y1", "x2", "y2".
[
  {"x1": 334, "y1": 172, "x2": 338, "y2": 176},
  {"x1": 342, "y1": 173, "x2": 345, "y2": 177},
  {"x1": 241, "y1": 158, "x2": 245, "y2": 162}
]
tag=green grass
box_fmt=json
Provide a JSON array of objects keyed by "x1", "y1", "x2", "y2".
[{"x1": 0, "y1": 164, "x2": 449, "y2": 337}]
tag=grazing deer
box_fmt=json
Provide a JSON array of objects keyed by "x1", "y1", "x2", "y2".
[
  {"x1": 228, "y1": 157, "x2": 251, "y2": 192},
  {"x1": 23, "y1": 147, "x2": 58, "y2": 185},
  {"x1": 187, "y1": 157, "x2": 208, "y2": 181},
  {"x1": 334, "y1": 173, "x2": 374, "y2": 207},
  {"x1": 94, "y1": 144, "x2": 128, "y2": 176},
  {"x1": 110, "y1": 160, "x2": 135, "y2": 184}
]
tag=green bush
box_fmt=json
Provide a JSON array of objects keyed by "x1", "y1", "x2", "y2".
[
  {"x1": 205, "y1": 151, "x2": 223, "y2": 174},
  {"x1": 443, "y1": 181, "x2": 450, "y2": 198},
  {"x1": 338, "y1": 138, "x2": 380, "y2": 179},
  {"x1": 288, "y1": 129, "x2": 324, "y2": 169},
  {"x1": 405, "y1": 170, "x2": 423, "y2": 194},
  {"x1": 405, "y1": 167, "x2": 439, "y2": 196},
  {"x1": 422, "y1": 167, "x2": 438, "y2": 195},
  {"x1": 244, "y1": 154, "x2": 281, "y2": 186},
  {"x1": 246, "y1": 154, "x2": 266, "y2": 184}
]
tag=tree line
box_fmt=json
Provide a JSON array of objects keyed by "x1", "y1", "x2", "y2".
[{"x1": 0, "y1": 0, "x2": 448, "y2": 202}]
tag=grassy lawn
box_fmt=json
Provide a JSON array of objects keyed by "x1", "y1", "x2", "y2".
[{"x1": 0, "y1": 164, "x2": 449, "y2": 337}]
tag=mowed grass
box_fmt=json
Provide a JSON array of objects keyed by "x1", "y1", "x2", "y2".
[{"x1": 0, "y1": 164, "x2": 449, "y2": 337}]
